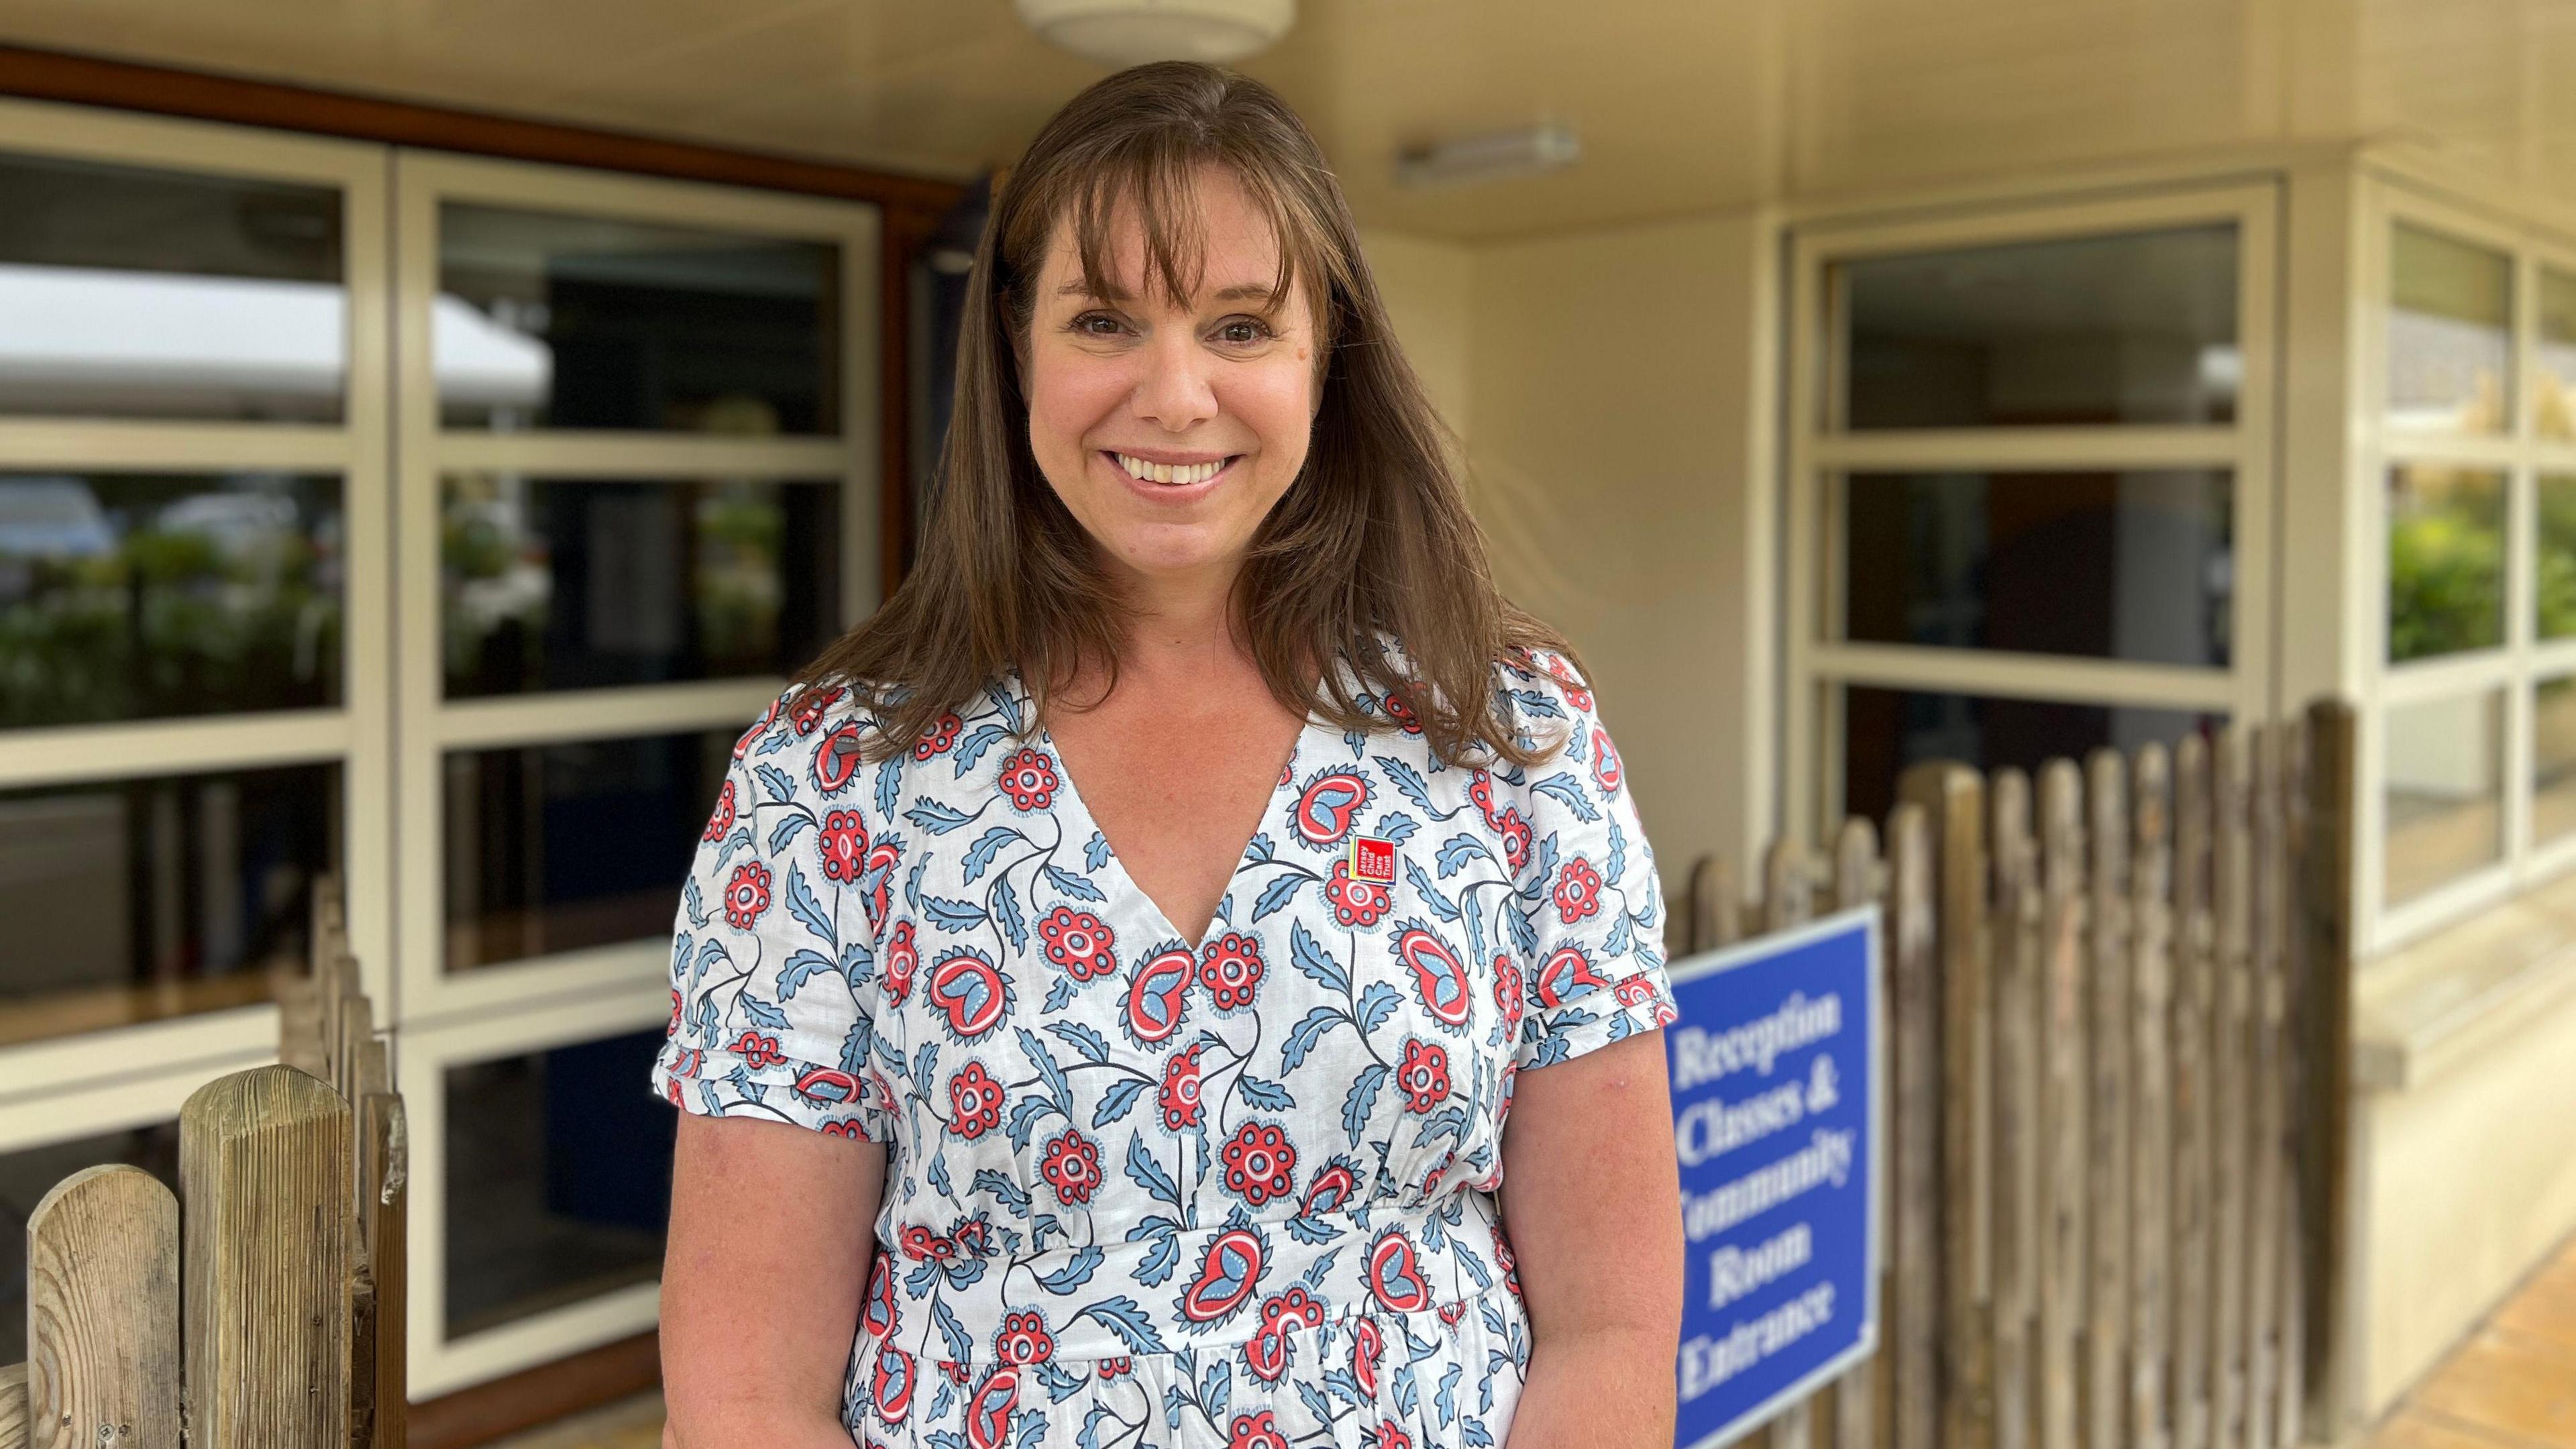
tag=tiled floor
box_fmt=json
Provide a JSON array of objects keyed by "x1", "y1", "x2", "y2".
[
  {"x1": 2366, "y1": 1233, "x2": 2576, "y2": 1449},
  {"x1": 498, "y1": 1236, "x2": 2576, "y2": 1449}
]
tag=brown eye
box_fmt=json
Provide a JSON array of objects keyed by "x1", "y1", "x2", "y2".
[{"x1": 1218, "y1": 319, "x2": 1274, "y2": 346}]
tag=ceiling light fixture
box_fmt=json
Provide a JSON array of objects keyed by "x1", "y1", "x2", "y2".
[
  {"x1": 1016, "y1": 0, "x2": 1296, "y2": 66},
  {"x1": 1393, "y1": 124, "x2": 1582, "y2": 189}
]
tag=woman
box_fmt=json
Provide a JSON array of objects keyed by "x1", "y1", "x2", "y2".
[{"x1": 653, "y1": 60, "x2": 1682, "y2": 1449}]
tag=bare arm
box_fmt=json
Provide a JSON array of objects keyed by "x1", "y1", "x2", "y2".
[
  {"x1": 1498, "y1": 1030, "x2": 1684, "y2": 1447},
  {"x1": 661, "y1": 1111, "x2": 887, "y2": 1448}
]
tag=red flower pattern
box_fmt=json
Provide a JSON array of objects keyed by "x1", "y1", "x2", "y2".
[
  {"x1": 729, "y1": 1030, "x2": 782, "y2": 1069},
  {"x1": 1159, "y1": 1047, "x2": 1203, "y2": 1130},
  {"x1": 1040, "y1": 1128, "x2": 1102, "y2": 1203},
  {"x1": 1552, "y1": 855, "x2": 1603, "y2": 924},
  {"x1": 948, "y1": 1061, "x2": 1004, "y2": 1139},
  {"x1": 1397, "y1": 1038, "x2": 1450, "y2": 1114},
  {"x1": 998, "y1": 749, "x2": 1059, "y2": 811},
  {"x1": 1197, "y1": 932, "x2": 1265, "y2": 1012},
  {"x1": 722, "y1": 861, "x2": 772, "y2": 928},
  {"x1": 702, "y1": 779, "x2": 736, "y2": 841},
  {"x1": 992, "y1": 1309, "x2": 1053, "y2": 1364},
  {"x1": 883, "y1": 919, "x2": 918, "y2": 1004},
  {"x1": 819, "y1": 808, "x2": 869, "y2": 883},
  {"x1": 1229, "y1": 1412, "x2": 1291, "y2": 1449},
  {"x1": 913, "y1": 711, "x2": 964, "y2": 761},
  {"x1": 1220, "y1": 1121, "x2": 1297, "y2": 1205},
  {"x1": 1038, "y1": 906, "x2": 1118, "y2": 981},
  {"x1": 1324, "y1": 859, "x2": 1389, "y2": 928},
  {"x1": 789, "y1": 685, "x2": 844, "y2": 735}
]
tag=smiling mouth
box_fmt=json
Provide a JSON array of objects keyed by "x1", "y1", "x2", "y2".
[{"x1": 1106, "y1": 451, "x2": 1242, "y2": 486}]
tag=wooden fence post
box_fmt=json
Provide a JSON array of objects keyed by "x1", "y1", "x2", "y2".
[
  {"x1": 2037, "y1": 762, "x2": 2087, "y2": 1449},
  {"x1": 2129, "y1": 746, "x2": 2176, "y2": 1449},
  {"x1": 2245, "y1": 731, "x2": 2288, "y2": 1449},
  {"x1": 1831, "y1": 818, "x2": 1882, "y2": 1449},
  {"x1": 2210, "y1": 732, "x2": 2253, "y2": 1449},
  {"x1": 2297, "y1": 700, "x2": 2357, "y2": 1442},
  {"x1": 2171, "y1": 736, "x2": 2214, "y2": 1449},
  {"x1": 181, "y1": 1064, "x2": 353, "y2": 1449},
  {"x1": 2086, "y1": 752, "x2": 2133, "y2": 1449},
  {"x1": 1885, "y1": 800, "x2": 1940, "y2": 1449},
  {"x1": 1900, "y1": 761, "x2": 1992, "y2": 1449},
  {"x1": 1988, "y1": 771, "x2": 2041, "y2": 1449},
  {"x1": 27, "y1": 1165, "x2": 180, "y2": 1449}
]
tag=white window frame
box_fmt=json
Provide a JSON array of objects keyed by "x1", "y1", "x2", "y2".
[
  {"x1": 1782, "y1": 181, "x2": 2282, "y2": 839},
  {"x1": 388, "y1": 150, "x2": 880, "y2": 1395},
  {"x1": 0, "y1": 98, "x2": 393, "y2": 1120},
  {"x1": 398, "y1": 986, "x2": 674, "y2": 1399},
  {"x1": 389, "y1": 150, "x2": 880, "y2": 1032},
  {"x1": 2357, "y1": 172, "x2": 2576, "y2": 953}
]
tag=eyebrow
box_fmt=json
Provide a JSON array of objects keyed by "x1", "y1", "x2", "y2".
[{"x1": 1056, "y1": 280, "x2": 1281, "y2": 304}]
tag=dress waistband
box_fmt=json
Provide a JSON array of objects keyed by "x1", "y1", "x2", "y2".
[{"x1": 867, "y1": 1189, "x2": 1515, "y2": 1367}]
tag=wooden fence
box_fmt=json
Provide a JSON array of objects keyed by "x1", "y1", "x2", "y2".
[
  {"x1": 1688, "y1": 702, "x2": 2353, "y2": 1449},
  {"x1": 0, "y1": 879, "x2": 408, "y2": 1449}
]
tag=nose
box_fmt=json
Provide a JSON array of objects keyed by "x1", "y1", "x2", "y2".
[{"x1": 1129, "y1": 323, "x2": 1218, "y2": 432}]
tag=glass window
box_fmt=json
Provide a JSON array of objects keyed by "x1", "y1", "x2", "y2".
[
  {"x1": 2541, "y1": 474, "x2": 2576, "y2": 641},
  {"x1": 0, "y1": 1120, "x2": 180, "y2": 1362},
  {"x1": 436, "y1": 203, "x2": 839, "y2": 435},
  {"x1": 1, "y1": 472, "x2": 342, "y2": 729},
  {"x1": 2388, "y1": 223, "x2": 2512, "y2": 435},
  {"x1": 0, "y1": 151, "x2": 344, "y2": 423},
  {"x1": 2387, "y1": 464, "x2": 2506, "y2": 663},
  {"x1": 2541, "y1": 268, "x2": 2576, "y2": 444},
  {"x1": 444, "y1": 729, "x2": 733, "y2": 973},
  {"x1": 0, "y1": 762, "x2": 335, "y2": 1048},
  {"x1": 1835, "y1": 225, "x2": 2239, "y2": 430},
  {"x1": 1837, "y1": 684, "x2": 2219, "y2": 828},
  {"x1": 2383, "y1": 688, "x2": 2505, "y2": 905},
  {"x1": 444, "y1": 1028, "x2": 672, "y2": 1337},
  {"x1": 1841, "y1": 469, "x2": 2231, "y2": 667},
  {"x1": 443, "y1": 474, "x2": 839, "y2": 698},
  {"x1": 2536, "y1": 678, "x2": 2576, "y2": 850}
]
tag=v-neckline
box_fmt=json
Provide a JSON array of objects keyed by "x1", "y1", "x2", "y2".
[{"x1": 1012, "y1": 661, "x2": 1332, "y2": 955}]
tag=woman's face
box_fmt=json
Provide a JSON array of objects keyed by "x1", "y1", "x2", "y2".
[{"x1": 1022, "y1": 166, "x2": 1318, "y2": 598}]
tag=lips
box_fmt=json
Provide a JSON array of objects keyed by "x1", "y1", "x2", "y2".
[{"x1": 1100, "y1": 449, "x2": 1242, "y2": 504}]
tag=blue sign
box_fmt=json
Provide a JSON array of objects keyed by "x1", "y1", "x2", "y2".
[{"x1": 1666, "y1": 906, "x2": 1881, "y2": 1449}]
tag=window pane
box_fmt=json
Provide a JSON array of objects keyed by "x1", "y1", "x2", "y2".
[
  {"x1": 443, "y1": 474, "x2": 840, "y2": 698},
  {"x1": 2541, "y1": 269, "x2": 2576, "y2": 443},
  {"x1": 2383, "y1": 688, "x2": 2504, "y2": 905},
  {"x1": 0, "y1": 1120, "x2": 180, "y2": 1361},
  {"x1": 2387, "y1": 464, "x2": 2505, "y2": 663},
  {"x1": 445, "y1": 1028, "x2": 673, "y2": 1337},
  {"x1": 437, "y1": 203, "x2": 839, "y2": 434},
  {"x1": 2389, "y1": 223, "x2": 2512, "y2": 435},
  {"x1": 1837, "y1": 684, "x2": 2219, "y2": 828},
  {"x1": 2541, "y1": 474, "x2": 2576, "y2": 641},
  {"x1": 1841, "y1": 469, "x2": 2231, "y2": 667},
  {"x1": 445, "y1": 729, "x2": 732, "y2": 973},
  {"x1": 1835, "y1": 225, "x2": 2238, "y2": 429},
  {"x1": 2, "y1": 472, "x2": 343, "y2": 729},
  {"x1": 0, "y1": 764, "x2": 337, "y2": 1048},
  {"x1": 0, "y1": 151, "x2": 344, "y2": 423},
  {"x1": 2535, "y1": 678, "x2": 2576, "y2": 849}
]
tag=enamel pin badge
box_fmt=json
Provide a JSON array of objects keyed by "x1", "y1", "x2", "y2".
[{"x1": 1348, "y1": 834, "x2": 1397, "y2": 885}]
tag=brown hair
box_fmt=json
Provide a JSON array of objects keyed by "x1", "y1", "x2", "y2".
[{"x1": 799, "y1": 60, "x2": 1582, "y2": 767}]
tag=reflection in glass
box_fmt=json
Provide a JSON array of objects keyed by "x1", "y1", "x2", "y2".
[
  {"x1": 2542, "y1": 475, "x2": 2576, "y2": 641},
  {"x1": 444, "y1": 729, "x2": 733, "y2": 973},
  {"x1": 2535, "y1": 678, "x2": 2576, "y2": 849},
  {"x1": 2387, "y1": 464, "x2": 2505, "y2": 663},
  {"x1": 0, "y1": 764, "x2": 336, "y2": 1047},
  {"x1": 1842, "y1": 469, "x2": 2231, "y2": 667},
  {"x1": 2542, "y1": 270, "x2": 2576, "y2": 443},
  {"x1": 0, "y1": 1121, "x2": 180, "y2": 1361},
  {"x1": 2383, "y1": 689, "x2": 2504, "y2": 905},
  {"x1": 0, "y1": 150, "x2": 344, "y2": 422},
  {"x1": 436, "y1": 203, "x2": 839, "y2": 433},
  {"x1": 1838, "y1": 684, "x2": 2218, "y2": 828},
  {"x1": 0, "y1": 472, "x2": 342, "y2": 729},
  {"x1": 2389, "y1": 223, "x2": 2512, "y2": 435},
  {"x1": 443, "y1": 474, "x2": 839, "y2": 698},
  {"x1": 445, "y1": 1028, "x2": 673, "y2": 1337},
  {"x1": 1835, "y1": 225, "x2": 2239, "y2": 429}
]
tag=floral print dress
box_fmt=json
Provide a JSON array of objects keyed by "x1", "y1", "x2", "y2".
[{"x1": 651, "y1": 641, "x2": 1678, "y2": 1449}]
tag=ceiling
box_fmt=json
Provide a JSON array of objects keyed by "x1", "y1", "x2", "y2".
[{"x1": 0, "y1": 0, "x2": 2572, "y2": 241}]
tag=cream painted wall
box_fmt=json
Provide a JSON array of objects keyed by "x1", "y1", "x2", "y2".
[
  {"x1": 1462, "y1": 212, "x2": 1775, "y2": 908},
  {"x1": 1358, "y1": 228, "x2": 1477, "y2": 440}
]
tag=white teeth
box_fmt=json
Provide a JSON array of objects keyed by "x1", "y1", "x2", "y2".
[{"x1": 1114, "y1": 453, "x2": 1227, "y2": 486}]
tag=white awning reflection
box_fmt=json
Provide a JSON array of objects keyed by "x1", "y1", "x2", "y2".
[{"x1": 0, "y1": 263, "x2": 551, "y2": 411}]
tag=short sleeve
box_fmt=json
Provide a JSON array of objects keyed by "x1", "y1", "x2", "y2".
[
  {"x1": 1502, "y1": 653, "x2": 1678, "y2": 1070},
  {"x1": 647, "y1": 687, "x2": 900, "y2": 1142}
]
